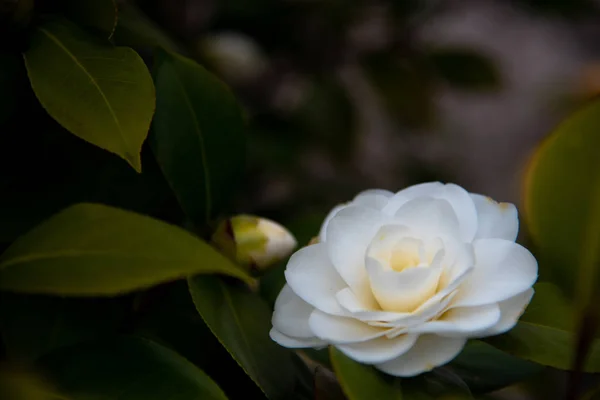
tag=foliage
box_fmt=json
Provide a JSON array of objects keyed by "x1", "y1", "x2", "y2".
[{"x1": 0, "y1": 0, "x2": 599, "y2": 399}]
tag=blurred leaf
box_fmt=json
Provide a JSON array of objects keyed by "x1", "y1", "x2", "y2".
[
  {"x1": 112, "y1": 2, "x2": 180, "y2": 50},
  {"x1": 0, "y1": 365, "x2": 63, "y2": 400},
  {"x1": 524, "y1": 97, "x2": 600, "y2": 359},
  {"x1": 38, "y1": 336, "x2": 228, "y2": 400},
  {"x1": 24, "y1": 18, "x2": 155, "y2": 172},
  {"x1": 446, "y1": 340, "x2": 542, "y2": 394},
  {"x1": 362, "y1": 52, "x2": 435, "y2": 129},
  {"x1": 151, "y1": 48, "x2": 245, "y2": 228},
  {"x1": 188, "y1": 275, "x2": 296, "y2": 399},
  {"x1": 330, "y1": 347, "x2": 402, "y2": 400},
  {"x1": 0, "y1": 203, "x2": 251, "y2": 296},
  {"x1": 63, "y1": 0, "x2": 117, "y2": 38},
  {"x1": 0, "y1": 292, "x2": 125, "y2": 361},
  {"x1": 428, "y1": 48, "x2": 500, "y2": 91},
  {"x1": 314, "y1": 365, "x2": 346, "y2": 400},
  {"x1": 486, "y1": 282, "x2": 600, "y2": 371}
]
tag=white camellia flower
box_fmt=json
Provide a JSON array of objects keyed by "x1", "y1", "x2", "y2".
[{"x1": 270, "y1": 182, "x2": 538, "y2": 377}]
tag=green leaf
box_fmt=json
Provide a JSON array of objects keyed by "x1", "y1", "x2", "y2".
[
  {"x1": 446, "y1": 340, "x2": 542, "y2": 394},
  {"x1": 486, "y1": 282, "x2": 600, "y2": 371},
  {"x1": 428, "y1": 47, "x2": 500, "y2": 91},
  {"x1": 188, "y1": 275, "x2": 295, "y2": 399},
  {"x1": 63, "y1": 0, "x2": 117, "y2": 38},
  {"x1": 38, "y1": 336, "x2": 228, "y2": 400},
  {"x1": 0, "y1": 203, "x2": 251, "y2": 296},
  {"x1": 151, "y1": 48, "x2": 245, "y2": 227},
  {"x1": 0, "y1": 292, "x2": 125, "y2": 361},
  {"x1": 23, "y1": 18, "x2": 155, "y2": 172},
  {"x1": 524, "y1": 98, "x2": 600, "y2": 302},
  {"x1": 329, "y1": 347, "x2": 402, "y2": 400},
  {"x1": 0, "y1": 365, "x2": 65, "y2": 400}
]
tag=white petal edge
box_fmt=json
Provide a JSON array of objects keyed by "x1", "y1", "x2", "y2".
[
  {"x1": 308, "y1": 309, "x2": 388, "y2": 344},
  {"x1": 319, "y1": 204, "x2": 347, "y2": 242},
  {"x1": 477, "y1": 288, "x2": 535, "y2": 336},
  {"x1": 335, "y1": 333, "x2": 419, "y2": 364},
  {"x1": 353, "y1": 189, "x2": 394, "y2": 210},
  {"x1": 408, "y1": 303, "x2": 501, "y2": 337},
  {"x1": 375, "y1": 335, "x2": 467, "y2": 377},
  {"x1": 453, "y1": 239, "x2": 538, "y2": 308},
  {"x1": 270, "y1": 328, "x2": 327, "y2": 348},
  {"x1": 285, "y1": 243, "x2": 347, "y2": 315},
  {"x1": 470, "y1": 193, "x2": 519, "y2": 241},
  {"x1": 272, "y1": 284, "x2": 316, "y2": 338}
]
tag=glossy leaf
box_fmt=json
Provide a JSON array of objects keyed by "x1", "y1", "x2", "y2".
[
  {"x1": 151, "y1": 48, "x2": 245, "y2": 227},
  {"x1": 0, "y1": 292, "x2": 125, "y2": 361},
  {"x1": 330, "y1": 347, "x2": 402, "y2": 400},
  {"x1": 188, "y1": 275, "x2": 295, "y2": 399},
  {"x1": 446, "y1": 340, "x2": 542, "y2": 393},
  {"x1": 38, "y1": 337, "x2": 228, "y2": 400},
  {"x1": 486, "y1": 282, "x2": 600, "y2": 371},
  {"x1": 24, "y1": 19, "x2": 155, "y2": 172},
  {"x1": 525, "y1": 98, "x2": 600, "y2": 302},
  {"x1": 64, "y1": 0, "x2": 117, "y2": 38},
  {"x1": 0, "y1": 203, "x2": 251, "y2": 296}
]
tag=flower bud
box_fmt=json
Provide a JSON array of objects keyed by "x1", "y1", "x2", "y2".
[{"x1": 212, "y1": 215, "x2": 297, "y2": 274}]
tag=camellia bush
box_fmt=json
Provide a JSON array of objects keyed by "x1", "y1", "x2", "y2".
[{"x1": 2, "y1": 1, "x2": 600, "y2": 400}]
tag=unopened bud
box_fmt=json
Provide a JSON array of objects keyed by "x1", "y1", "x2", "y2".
[{"x1": 212, "y1": 215, "x2": 297, "y2": 274}]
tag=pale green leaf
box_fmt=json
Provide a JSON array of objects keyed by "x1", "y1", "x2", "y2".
[
  {"x1": 24, "y1": 19, "x2": 155, "y2": 172},
  {"x1": 0, "y1": 203, "x2": 251, "y2": 296}
]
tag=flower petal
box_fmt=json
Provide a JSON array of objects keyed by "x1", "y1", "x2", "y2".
[
  {"x1": 336, "y1": 334, "x2": 419, "y2": 364},
  {"x1": 353, "y1": 189, "x2": 394, "y2": 210},
  {"x1": 478, "y1": 288, "x2": 535, "y2": 336},
  {"x1": 285, "y1": 243, "x2": 347, "y2": 315},
  {"x1": 375, "y1": 335, "x2": 467, "y2": 377},
  {"x1": 384, "y1": 183, "x2": 477, "y2": 242},
  {"x1": 408, "y1": 303, "x2": 501, "y2": 337},
  {"x1": 453, "y1": 239, "x2": 538, "y2": 308},
  {"x1": 326, "y1": 207, "x2": 384, "y2": 308},
  {"x1": 471, "y1": 193, "x2": 519, "y2": 241},
  {"x1": 394, "y1": 198, "x2": 461, "y2": 240},
  {"x1": 272, "y1": 284, "x2": 315, "y2": 338},
  {"x1": 308, "y1": 309, "x2": 387, "y2": 344},
  {"x1": 336, "y1": 288, "x2": 408, "y2": 321},
  {"x1": 366, "y1": 254, "x2": 442, "y2": 313},
  {"x1": 270, "y1": 328, "x2": 327, "y2": 348}
]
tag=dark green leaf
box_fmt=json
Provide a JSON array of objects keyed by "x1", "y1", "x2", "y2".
[
  {"x1": 330, "y1": 347, "x2": 402, "y2": 400},
  {"x1": 428, "y1": 47, "x2": 500, "y2": 91},
  {"x1": 24, "y1": 18, "x2": 155, "y2": 172},
  {"x1": 188, "y1": 275, "x2": 295, "y2": 399},
  {"x1": 151, "y1": 48, "x2": 245, "y2": 228},
  {"x1": 0, "y1": 365, "x2": 64, "y2": 400},
  {"x1": 0, "y1": 203, "x2": 251, "y2": 296},
  {"x1": 486, "y1": 282, "x2": 600, "y2": 371},
  {"x1": 446, "y1": 340, "x2": 542, "y2": 394},
  {"x1": 111, "y1": 2, "x2": 180, "y2": 50},
  {"x1": 63, "y1": 0, "x2": 117, "y2": 38},
  {"x1": 38, "y1": 336, "x2": 228, "y2": 400},
  {"x1": 0, "y1": 292, "x2": 125, "y2": 361}
]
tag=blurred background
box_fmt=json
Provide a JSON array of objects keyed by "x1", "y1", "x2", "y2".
[{"x1": 131, "y1": 0, "x2": 600, "y2": 233}]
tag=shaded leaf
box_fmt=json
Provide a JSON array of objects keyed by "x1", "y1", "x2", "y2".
[
  {"x1": 0, "y1": 203, "x2": 251, "y2": 296},
  {"x1": 0, "y1": 292, "x2": 125, "y2": 361},
  {"x1": 63, "y1": 0, "x2": 117, "y2": 38},
  {"x1": 24, "y1": 18, "x2": 155, "y2": 171},
  {"x1": 0, "y1": 364, "x2": 65, "y2": 400},
  {"x1": 330, "y1": 347, "x2": 402, "y2": 400},
  {"x1": 38, "y1": 337, "x2": 228, "y2": 400},
  {"x1": 151, "y1": 48, "x2": 245, "y2": 228},
  {"x1": 486, "y1": 282, "x2": 600, "y2": 371},
  {"x1": 112, "y1": 2, "x2": 180, "y2": 50},
  {"x1": 446, "y1": 340, "x2": 542, "y2": 394},
  {"x1": 188, "y1": 275, "x2": 295, "y2": 399}
]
